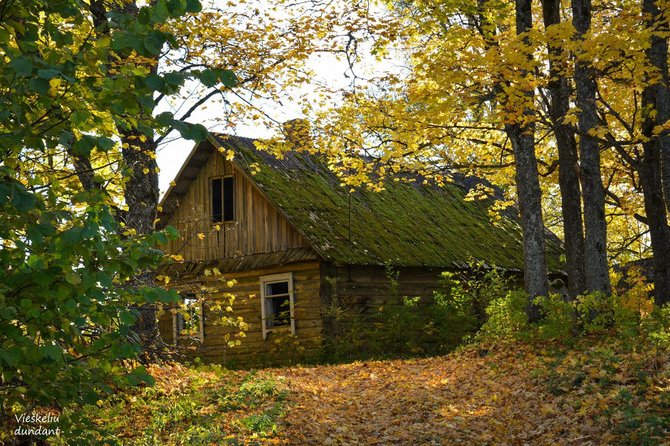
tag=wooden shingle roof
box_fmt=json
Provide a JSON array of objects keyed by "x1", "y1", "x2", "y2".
[{"x1": 158, "y1": 134, "x2": 564, "y2": 270}]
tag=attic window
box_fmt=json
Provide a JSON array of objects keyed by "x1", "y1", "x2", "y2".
[
  {"x1": 260, "y1": 273, "x2": 295, "y2": 340},
  {"x1": 211, "y1": 176, "x2": 234, "y2": 222}
]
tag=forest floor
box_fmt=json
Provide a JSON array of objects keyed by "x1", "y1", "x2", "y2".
[{"x1": 92, "y1": 339, "x2": 670, "y2": 445}]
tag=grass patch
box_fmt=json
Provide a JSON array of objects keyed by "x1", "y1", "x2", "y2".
[{"x1": 62, "y1": 364, "x2": 288, "y2": 445}]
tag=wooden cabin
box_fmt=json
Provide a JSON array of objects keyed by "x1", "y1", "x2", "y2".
[{"x1": 156, "y1": 134, "x2": 564, "y2": 366}]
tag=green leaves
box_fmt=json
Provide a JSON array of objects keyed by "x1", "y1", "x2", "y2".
[
  {"x1": 70, "y1": 135, "x2": 116, "y2": 156},
  {"x1": 218, "y1": 69, "x2": 238, "y2": 87},
  {"x1": 186, "y1": 0, "x2": 203, "y2": 13},
  {"x1": 198, "y1": 68, "x2": 238, "y2": 88},
  {"x1": 145, "y1": 74, "x2": 165, "y2": 91},
  {"x1": 71, "y1": 109, "x2": 91, "y2": 127},
  {"x1": 144, "y1": 30, "x2": 167, "y2": 55},
  {"x1": 140, "y1": 0, "x2": 202, "y2": 25},
  {"x1": 199, "y1": 69, "x2": 219, "y2": 87},
  {"x1": 119, "y1": 310, "x2": 136, "y2": 326},
  {"x1": 172, "y1": 120, "x2": 209, "y2": 141},
  {"x1": 3, "y1": 182, "x2": 39, "y2": 213},
  {"x1": 9, "y1": 56, "x2": 32, "y2": 77},
  {"x1": 28, "y1": 77, "x2": 49, "y2": 94},
  {"x1": 37, "y1": 68, "x2": 59, "y2": 80},
  {"x1": 42, "y1": 344, "x2": 64, "y2": 362},
  {"x1": 0, "y1": 347, "x2": 23, "y2": 367},
  {"x1": 0, "y1": 0, "x2": 208, "y2": 440},
  {"x1": 61, "y1": 226, "x2": 83, "y2": 245}
]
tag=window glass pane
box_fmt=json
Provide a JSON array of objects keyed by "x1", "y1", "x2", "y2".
[
  {"x1": 211, "y1": 178, "x2": 223, "y2": 222},
  {"x1": 262, "y1": 277, "x2": 293, "y2": 333},
  {"x1": 178, "y1": 297, "x2": 201, "y2": 336},
  {"x1": 223, "y1": 177, "x2": 234, "y2": 221},
  {"x1": 265, "y1": 297, "x2": 276, "y2": 328},
  {"x1": 271, "y1": 296, "x2": 291, "y2": 326},
  {"x1": 266, "y1": 281, "x2": 288, "y2": 296}
]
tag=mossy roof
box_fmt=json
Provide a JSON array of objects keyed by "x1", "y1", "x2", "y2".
[{"x1": 160, "y1": 134, "x2": 564, "y2": 270}]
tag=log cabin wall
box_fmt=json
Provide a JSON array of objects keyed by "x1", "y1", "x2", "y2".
[
  {"x1": 159, "y1": 260, "x2": 323, "y2": 367},
  {"x1": 162, "y1": 150, "x2": 310, "y2": 262},
  {"x1": 320, "y1": 263, "x2": 445, "y2": 324}
]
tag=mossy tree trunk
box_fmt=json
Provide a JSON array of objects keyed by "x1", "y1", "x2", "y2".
[
  {"x1": 541, "y1": 0, "x2": 586, "y2": 299},
  {"x1": 572, "y1": 0, "x2": 611, "y2": 295},
  {"x1": 507, "y1": 0, "x2": 549, "y2": 320},
  {"x1": 640, "y1": 0, "x2": 670, "y2": 306},
  {"x1": 121, "y1": 130, "x2": 165, "y2": 358}
]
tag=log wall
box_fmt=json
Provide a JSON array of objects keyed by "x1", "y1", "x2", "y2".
[
  {"x1": 159, "y1": 260, "x2": 323, "y2": 367},
  {"x1": 322, "y1": 264, "x2": 445, "y2": 311}
]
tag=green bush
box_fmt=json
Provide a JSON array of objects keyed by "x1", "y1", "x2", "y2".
[
  {"x1": 535, "y1": 294, "x2": 575, "y2": 342},
  {"x1": 477, "y1": 290, "x2": 529, "y2": 341},
  {"x1": 324, "y1": 264, "x2": 515, "y2": 361}
]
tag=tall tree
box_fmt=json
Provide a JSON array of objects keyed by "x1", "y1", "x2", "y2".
[
  {"x1": 640, "y1": 0, "x2": 670, "y2": 305},
  {"x1": 641, "y1": 0, "x2": 670, "y2": 215},
  {"x1": 506, "y1": 0, "x2": 550, "y2": 317},
  {"x1": 0, "y1": 0, "x2": 187, "y2": 440},
  {"x1": 572, "y1": 0, "x2": 612, "y2": 294},
  {"x1": 541, "y1": 0, "x2": 586, "y2": 298}
]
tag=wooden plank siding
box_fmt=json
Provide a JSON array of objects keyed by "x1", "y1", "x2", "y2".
[
  {"x1": 159, "y1": 261, "x2": 324, "y2": 367},
  {"x1": 162, "y1": 151, "x2": 310, "y2": 262}
]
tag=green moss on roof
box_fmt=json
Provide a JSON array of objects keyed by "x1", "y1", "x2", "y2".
[{"x1": 212, "y1": 135, "x2": 564, "y2": 271}]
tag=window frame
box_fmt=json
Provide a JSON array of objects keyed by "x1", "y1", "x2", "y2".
[
  {"x1": 210, "y1": 174, "x2": 235, "y2": 224},
  {"x1": 259, "y1": 273, "x2": 295, "y2": 340},
  {"x1": 173, "y1": 295, "x2": 204, "y2": 344}
]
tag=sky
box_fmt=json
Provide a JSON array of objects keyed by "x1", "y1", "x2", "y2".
[
  {"x1": 154, "y1": 1, "x2": 397, "y2": 196},
  {"x1": 154, "y1": 55, "x2": 353, "y2": 195}
]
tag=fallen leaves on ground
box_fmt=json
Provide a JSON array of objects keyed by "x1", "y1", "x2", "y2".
[
  {"x1": 273, "y1": 341, "x2": 669, "y2": 445},
  {"x1": 95, "y1": 340, "x2": 669, "y2": 445}
]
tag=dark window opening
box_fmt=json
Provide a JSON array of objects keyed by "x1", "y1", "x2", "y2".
[
  {"x1": 211, "y1": 177, "x2": 234, "y2": 222},
  {"x1": 267, "y1": 281, "x2": 289, "y2": 296},
  {"x1": 264, "y1": 280, "x2": 291, "y2": 328},
  {"x1": 223, "y1": 177, "x2": 234, "y2": 221},
  {"x1": 211, "y1": 178, "x2": 222, "y2": 222}
]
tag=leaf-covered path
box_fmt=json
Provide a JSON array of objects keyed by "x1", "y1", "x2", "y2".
[
  {"x1": 272, "y1": 345, "x2": 640, "y2": 445},
  {"x1": 90, "y1": 340, "x2": 667, "y2": 445}
]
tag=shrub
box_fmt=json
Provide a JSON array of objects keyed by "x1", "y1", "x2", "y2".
[
  {"x1": 323, "y1": 264, "x2": 515, "y2": 361},
  {"x1": 534, "y1": 294, "x2": 576, "y2": 342},
  {"x1": 477, "y1": 290, "x2": 529, "y2": 341}
]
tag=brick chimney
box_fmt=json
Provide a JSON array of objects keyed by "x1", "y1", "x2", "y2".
[{"x1": 282, "y1": 118, "x2": 313, "y2": 151}]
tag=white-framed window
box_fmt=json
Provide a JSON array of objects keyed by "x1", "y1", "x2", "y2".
[
  {"x1": 173, "y1": 295, "x2": 204, "y2": 344},
  {"x1": 260, "y1": 273, "x2": 295, "y2": 340}
]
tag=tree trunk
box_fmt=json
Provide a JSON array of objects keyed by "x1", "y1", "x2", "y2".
[
  {"x1": 572, "y1": 0, "x2": 611, "y2": 295},
  {"x1": 541, "y1": 0, "x2": 586, "y2": 298},
  {"x1": 638, "y1": 125, "x2": 670, "y2": 306},
  {"x1": 641, "y1": 0, "x2": 670, "y2": 306},
  {"x1": 642, "y1": 0, "x2": 670, "y2": 214},
  {"x1": 507, "y1": 0, "x2": 549, "y2": 320},
  {"x1": 507, "y1": 125, "x2": 550, "y2": 314},
  {"x1": 121, "y1": 131, "x2": 165, "y2": 356},
  {"x1": 121, "y1": 133, "x2": 160, "y2": 234}
]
